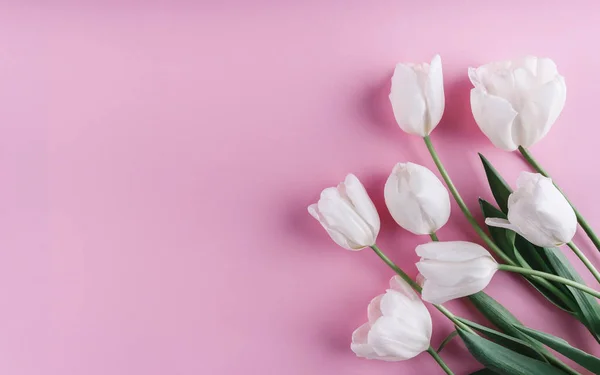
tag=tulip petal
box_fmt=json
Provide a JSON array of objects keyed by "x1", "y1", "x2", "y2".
[
  {"x1": 342, "y1": 174, "x2": 380, "y2": 237},
  {"x1": 318, "y1": 187, "x2": 374, "y2": 249},
  {"x1": 468, "y1": 67, "x2": 482, "y2": 88},
  {"x1": 535, "y1": 57, "x2": 559, "y2": 84},
  {"x1": 367, "y1": 295, "x2": 383, "y2": 325},
  {"x1": 388, "y1": 275, "x2": 420, "y2": 300},
  {"x1": 308, "y1": 204, "x2": 356, "y2": 250},
  {"x1": 416, "y1": 257, "x2": 498, "y2": 287},
  {"x1": 384, "y1": 162, "x2": 450, "y2": 235},
  {"x1": 485, "y1": 218, "x2": 520, "y2": 233},
  {"x1": 469, "y1": 60, "x2": 514, "y2": 93},
  {"x1": 421, "y1": 277, "x2": 495, "y2": 304},
  {"x1": 386, "y1": 276, "x2": 433, "y2": 340},
  {"x1": 389, "y1": 63, "x2": 428, "y2": 136},
  {"x1": 424, "y1": 54, "x2": 445, "y2": 133},
  {"x1": 517, "y1": 77, "x2": 566, "y2": 148},
  {"x1": 368, "y1": 316, "x2": 430, "y2": 360},
  {"x1": 351, "y1": 323, "x2": 378, "y2": 359},
  {"x1": 416, "y1": 241, "x2": 491, "y2": 261},
  {"x1": 516, "y1": 56, "x2": 539, "y2": 75},
  {"x1": 379, "y1": 290, "x2": 431, "y2": 338},
  {"x1": 470, "y1": 88, "x2": 519, "y2": 151}
]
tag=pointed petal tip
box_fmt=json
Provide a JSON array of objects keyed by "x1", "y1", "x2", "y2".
[{"x1": 307, "y1": 204, "x2": 319, "y2": 219}]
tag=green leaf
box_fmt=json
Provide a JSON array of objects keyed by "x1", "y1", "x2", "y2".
[
  {"x1": 457, "y1": 317, "x2": 547, "y2": 362},
  {"x1": 515, "y1": 325, "x2": 600, "y2": 374},
  {"x1": 470, "y1": 370, "x2": 498, "y2": 375},
  {"x1": 437, "y1": 330, "x2": 458, "y2": 353},
  {"x1": 479, "y1": 153, "x2": 512, "y2": 213},
  {"x1": 468, "y1": 292, "x2": 550, "y2": 351},
  {"x1": 457, "y1": 329, "x2": 569, "y2": 375},
  {"x1": 513, "y1": 235, "x2": 556, "y2": 275},
  {"x1": 541, "y1": 246, "x2": 600, "y2": 342}
]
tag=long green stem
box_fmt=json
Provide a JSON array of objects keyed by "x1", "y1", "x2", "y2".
[
  {"x1": 423, "y1": 136, "x2": 513, "y2": 264},
  {"x1": 436, "y1": 331, "x2": 458, "y2": 353},
  {"x1": 371, "y1": 244, "x2": 421, "y2": 291},
  {"x1": 498, "y1": 265, "x2": 600, "y2": 299},
  {"x1": 423, "y1": 136, "x2": 577, "y2": 311},
  {"x1": 370, "y1": 245, "x2": 473, "y2": 332},
  {"x1": 427, "y1": 347, "x2": 455, "y2": 375},
  {"x1": 567, "y1": 242, "x2": 600, "y2": 285},
  {"x1": 519, "y1": 146, "x2": 600, "y2": 253}
]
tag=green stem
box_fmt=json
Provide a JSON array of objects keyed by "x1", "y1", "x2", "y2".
[
  {"x1": 424, "y1": 136, "x2": 513, "y2": 264},
  {"x1": 498, "y1": 265, "x2": 600, "y2": 299},
  {"x1": 427, "y1": 347, "x2": 455, "y2": 375},
  {"x1": 370, "y1": 244, "x2": 421, "y2": 291},
  {"x1": 567, "y1": 242, "x2": 600, "y2": 285},
  {"x1": 519, "y1": 146, "x2": 600, "y2": 253},
  {"x1": 423, "y1": 136, "x2": 576, "y2": 310},
  {"x1": 370, "y1": 245, "x2": 473, "y2": 333},
  {"x1": 436, "y1": 331, "x2": 457, "y2": 353},
  {"x1": 429, "y1": 232, "x2": 439, "y2": 241}
]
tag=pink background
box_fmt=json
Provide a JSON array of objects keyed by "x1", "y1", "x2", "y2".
[{"x1": 1, "y1": 1, "x2": 600, "y2": 374}]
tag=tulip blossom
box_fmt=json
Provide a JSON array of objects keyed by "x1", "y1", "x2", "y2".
[
  {"x1": 469, "y1": 56, "x2": 566, "y2": 151},
  {"x1": 416, "y1": 241, "x2": 498, "y2": 304},
  {"x1": 485, "y1": 172, "x2": 576, "y2": 247},
  {"x1": 351, "y1": 276, "x2": 432, "y2": 361},
  {"x1": 384, "y1": 162, "x2": 450, "y2": 235},
  {"x1": 389, "y1": 55, "x2": 445, "y2": 137},
  {"x1": 308, "y1": 174, "x2": 380, "y2": 250}
]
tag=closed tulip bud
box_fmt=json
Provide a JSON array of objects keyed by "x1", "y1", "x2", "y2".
[
  {"x1": 469, "y1": 56, "x2": 566, "y2": 151},
  {"x1": 485, "y1": 172, "x2": 576, "y2": 247},
  {"x1": 416, "y1": 241, "x2": 498, "y2": 304},
  {"x1": 308, "y1": 174, "x2": 380, "y2": 250},
  {"x1": 389, "y1": 55, "x2": 445, "y2": 137},
  {"x1": 384, "y1": 162, "x2": 451, "y2": 235},
  {"x1": 351, "y1": 276, "x2": 432, "y2": 361}
]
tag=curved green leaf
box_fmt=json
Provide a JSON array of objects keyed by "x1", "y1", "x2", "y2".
[
  {"x1": 457, "y1": 329, "x2": 569, "y2": 375},
  {"x1": 467, "y1": 292, "x2": 550, "y2": 350},
  {"x1": 539, "y1": 246, "x2": 600, "y2": 343},
  {"x1": 515, "y1": 325, "x2": 600, "y2": 374},
  {"x1": 479, "y1": 153, "x2": 511, "y2": 213},
  {"x1": 437, "y1": 330, "x2": 458, "y2": 353},
  {"x1": 457, "y1": 317, "x2": 547, "y2": 362}
]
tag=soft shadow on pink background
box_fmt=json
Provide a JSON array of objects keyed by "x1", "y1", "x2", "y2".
[{"x1": 1, "y1": 1, "x2": 599, "y2": 374}]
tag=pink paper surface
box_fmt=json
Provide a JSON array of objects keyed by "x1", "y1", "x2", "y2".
[{"x1": 1, "y1": 1, "x2": 599, "y2": 374}]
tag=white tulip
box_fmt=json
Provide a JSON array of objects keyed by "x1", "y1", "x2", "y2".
[
  {"x1": 351, "y1": 275, "x2": 432, "y2": 361},
  {"x1": 308, "y1": 174, "x2": 380, "y2": 250},
  {"x1": 485, "y1": 172, "x2": 576, "y2": 247},
  {"x1": 384, "y1": 162, "x2": 450, "y2": 235},
  {"x1": 469, "y1": 56, "x2": 566, "y2": 151},
  {"x1": 389, "y1": 54, "x2": 445, "y2": 136},
  {"x1": 416, "y1": 241, "x2": 498, "y2": 304}
]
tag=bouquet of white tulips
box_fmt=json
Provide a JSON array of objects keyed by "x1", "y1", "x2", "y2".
[{"x1": 308, "y1": 55, "x2": 600, "y2": 375}]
